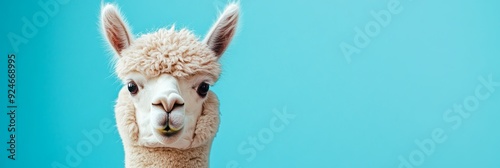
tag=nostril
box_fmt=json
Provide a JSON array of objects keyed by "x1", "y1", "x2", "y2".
[
  {"x1": 152, "y1": 98, "x2": 164, "y2": 107},
  {"x1": 173, "y1": 103, "x2": 184, "y2": 109},
  {"x1": 152, "y1": 103, "x2": 164, "y2": 111}
]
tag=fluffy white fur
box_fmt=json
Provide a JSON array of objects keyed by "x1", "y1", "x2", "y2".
[{"x1": 101, "y1": 2, "x2": 239, "y2": 167}]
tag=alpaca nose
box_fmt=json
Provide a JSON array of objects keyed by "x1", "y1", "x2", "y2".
[{"x1": 152, "y1": 91, "x2": 185, "y2": 113}]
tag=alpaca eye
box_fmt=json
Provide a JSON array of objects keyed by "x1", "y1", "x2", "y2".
[
  {"x1": 127, "y1": 81, "x2": 139, "y2": 95},
  {"x1": 196, "y1": 82, "x2": 210, "y2": 97}
]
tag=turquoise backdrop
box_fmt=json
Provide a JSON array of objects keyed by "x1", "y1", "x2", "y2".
[{"x1": 1, "y1": 0, "x2": 500, "y2": 167}]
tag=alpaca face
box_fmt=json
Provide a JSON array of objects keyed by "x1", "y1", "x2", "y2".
[
  {"x1": 101, "y1": 3, "x2": 238, "y2": 149},
  {"x1": 123, "y1": 72, "x2": 214, "y2": 148}
]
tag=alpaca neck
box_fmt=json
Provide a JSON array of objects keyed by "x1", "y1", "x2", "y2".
[{"x1": 124, "y1": 142, "x2": 212, "y2": 168}]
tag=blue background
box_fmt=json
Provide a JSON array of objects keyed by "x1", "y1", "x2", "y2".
[{"x1": 1, "y1": 0, "x2": 500, "y2": 167}]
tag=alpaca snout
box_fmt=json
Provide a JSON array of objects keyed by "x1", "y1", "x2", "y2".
[{"x1": 151, "y1": 91, "x2": 186, "y2": 135}]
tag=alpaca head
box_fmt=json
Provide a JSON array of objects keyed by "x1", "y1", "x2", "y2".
[{"x1": 101, "y1": 3, "x2": 238, "y2": 149}]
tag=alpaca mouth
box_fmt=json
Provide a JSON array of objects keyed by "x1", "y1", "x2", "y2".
[
  {"x1": 163, "y1": 125, "x2": 181, "y2": 136},
  {"x1": 160, "y1": 113, "x2": 183, "y2": 137}
]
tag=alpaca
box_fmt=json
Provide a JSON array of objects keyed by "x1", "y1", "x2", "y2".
[{"x1": 100, "y1": 3, "x2": 238, "y2": 167}]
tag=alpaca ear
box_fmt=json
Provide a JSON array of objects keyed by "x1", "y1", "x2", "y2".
[
  {"x1": 203, "y1": 3, "x2": 239, "y2": 58},
  {"x1": 101, "y1": 3, "x2": 133, "y2": 56}
]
